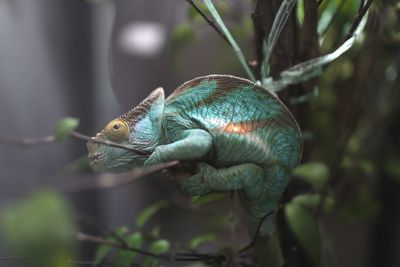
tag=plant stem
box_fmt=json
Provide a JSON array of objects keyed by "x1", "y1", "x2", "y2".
[
  {"x1": 261, "y1": 0, "x2": 297, "y2": 83},
  {"x1": 202, "y1": 0, "x2": 256, "y2": 81}
]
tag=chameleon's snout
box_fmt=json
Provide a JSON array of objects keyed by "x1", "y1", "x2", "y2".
[{"x1": 87, "y1": 139, "x2": 103, "y2": 165}]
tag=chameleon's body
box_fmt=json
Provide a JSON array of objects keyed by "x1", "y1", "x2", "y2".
[{"x1": 87, "y1": 75, "x2": 302, "y2": 266}]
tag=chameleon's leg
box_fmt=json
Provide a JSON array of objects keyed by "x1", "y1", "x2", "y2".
[
  {"x1": 182, "y1": 162, "x2": 291, "y2": 230},
  {"x1": 182, "y1": 163, "x2": 288, "y2": 267},
  {"x1": 181, "y1": 163, "x2": 265, "y2": 211},
  {"x1": 144, "y1": 129, "x2": 212, "y2": 166}
]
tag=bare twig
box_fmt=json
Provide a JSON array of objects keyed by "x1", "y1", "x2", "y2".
[
  {"x1": 77, "y1": 232, "x2": 170, "y2": 259},
  {"x1": 0, "y1": 257, "x2": 127, "y2": 266},
  {"x1": 0, "y1": 130, "x2": 149, "y2": 155},
  {"x1": 202, "y1": 0, "x2": 256, "y2": 81},
  {"x1": 74, "y1": 212, "x2": 129, "y2": 248},
  {"x1": 64, "y1": 161, "x2": 179, "y2": 192},
  {"x1": 184, "y1": 0, "x2": 229, "y2": 44},
  {"x1": 344, "y1": 0, "x2": 374, "y2": 40},
  {"x1": 261, "y1": 0, "x2": 297, "y2": 80},
  {"x1": 0, "y1": 257, "x2": 19, "y2": 262},
  {"x1": 0, "y1": 135, "x2": 54, "y2": 147},
  {"x1": 70, "y1": 131, "x2": 149, "y2": 156}
]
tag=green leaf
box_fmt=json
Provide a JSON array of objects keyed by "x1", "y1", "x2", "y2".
[
  {"x1": 284, "y1": 193, "x2": 334, "y2": 266},
  {"x1": 293, "y1": 162, "x2": 330, "y2": 190},
  {"x1": 172, "y1": 24, "x2": 196, "y2": 45},
  {"x1": 150, "y1": 239, "x2": 170, "y2": 254},
  {"x1": 93, "y1": 226, "x2": 130, "y2": 265},
  {"x1": 189, "y1": 234, "x2": 216, "y2": 249},
  {"x1": 340, "y1": 185, "x2": 380, "y2": 223},
  {"x1": 296, "y1": 0, "x2": 304, "y2": 25},
  {"x1": 186, "y1": 2, "x2": 208, "y2": 22},
  {"x1": 94, "y1": 243, "x2": 113, "y2": 266},
  {"x1": 143, "y1": 239, "x2": 170, "y2": 267},
  {"x1": 135, "y1": 201, "x2": 168, "y2": 228},
  {"x1": 284, "y1": 197, "x2": 321, "y2": 266},
  {"x1": 0, "y1": 190, "x2": 76, "y2": 267},
  {"x1": 292, "y1": 193, "x2": 334, "y2": 213},
  {"x1": 54, "y1": 117, "x2": 79, "y2": 142},
  {"x1": 191, "y1": 192, "x2": 228, "y2": 205},
  {"x1": 385, "y1": 158, "x2": 400, "y2": 181},
  {"x1": 114, "y1": 232, "x2": 143, "y2": 267}
]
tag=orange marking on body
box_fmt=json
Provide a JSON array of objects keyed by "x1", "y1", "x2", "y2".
[{"x1": 223, "y1": 122, "x2": 254, "y2": 134}]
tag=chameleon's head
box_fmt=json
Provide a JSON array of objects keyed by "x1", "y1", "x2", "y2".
[{"x1": 87, "y1": 88, "x2": 165, "y2": 172}]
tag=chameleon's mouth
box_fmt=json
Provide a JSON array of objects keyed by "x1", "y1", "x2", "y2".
[
  {"x1": 87, "y1": 140, "x2": 104, "y2": 166},
  {"x1": 88, "y1": 153, "x2": 102, "y2": 162}
]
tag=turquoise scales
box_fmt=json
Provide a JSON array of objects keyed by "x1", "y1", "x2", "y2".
[
  {"x1": 158, "y1": 75, "x2": 302, "y2": 231},
  {"x1": 87, "y1": 74, "x2": 303, "y2": 265}
]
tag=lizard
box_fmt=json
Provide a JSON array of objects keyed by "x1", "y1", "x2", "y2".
[{"x1": 87, "y1": 74, "x2": 303, "y2": 266}]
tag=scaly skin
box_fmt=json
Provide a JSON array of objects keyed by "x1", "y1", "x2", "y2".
[{"x1": 87, "y1": 75, "x2": 303, "y2": 266}]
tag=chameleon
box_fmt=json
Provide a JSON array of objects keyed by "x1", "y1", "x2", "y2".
[{"x1": 87, "y1": 74, "x2": 303, "y2": 266}]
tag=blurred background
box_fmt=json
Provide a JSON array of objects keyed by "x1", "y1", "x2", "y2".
[{"x1": 0, "y1": 0, "x2": 399, "y2": 267}]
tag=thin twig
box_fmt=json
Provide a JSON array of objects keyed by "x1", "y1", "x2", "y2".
[
  {"x1": 344, "y1": 0, "x2": 374, "y2": 40},
  {"x1": 202, "y1": 0, "x2": 256, "y2": 81},
  {"x1": 70, "y1": 131, "x2": 149, "y2": 156},
  {"x1": 184, "y1": 0, "x2": 229, "y2": 44},
  {"x1": 0, "y1": 257, "x2": 19, "y2": 262},
  {"x1": 261, "y1": 0, "x2": 297, "y2": 81},
  {"x1": 77, "y1": 232, "x2": 170, "y2": 260},
  {"x1": 64, "y1": 161, "x2": 179, "y2": 192},
  {"x1": 0, "y1": 135, "x2": 54, "y2": 147},
  {"x1": 0, "y1": 257, "x2": 112, "y2": 266},
  {"x1": 74, "y1": 212, "x2": 129, "y2": 247},
  {"x1": 0, "y1": 131, "x2": 179, "y2": 192},
  {"x1": 0, "y1": 131, "x2": 149, "y2": 155},
  {"x1": 238, "y1": 209, "x2": 275, "y2": 254}
]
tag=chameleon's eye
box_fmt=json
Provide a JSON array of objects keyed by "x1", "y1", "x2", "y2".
[{"x1": 105, "y1": 119, "x2": 129, "y2": 142}]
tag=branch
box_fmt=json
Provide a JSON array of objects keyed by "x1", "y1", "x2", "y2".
[
  {"x1": 0, "y1": 135, "x2": 54, "y2": 147},
  {"x1": 0, "y1": 131, "x2": 149, "y2": 156},
  {"x1": 264, "y1": 12, "x2": 369, "y2": 93},
  {"x1": 344, "y1": 0, "x2": 374, "y2": 40},
  {"x1": 0, "y1": 257, "x2": 19, "y2": 262},
  {"x1": 76, "y1": 232, "x2": 226, "y2": 264},
  {"x1": 201, "y1": 0, "x2": 256, "y2": 81},
  {"x1": 70, "y1": 131, "x2": 148, "y2": 155},
  {"x1": 0, "y1": 129, "x2": 181, "y2": 191},
  {"x1": 184, "y1": 0, "x2": 229, "y2": 44},
  {"x1": 0, "y1": 257, "x2": 137, "y2": 266},
  {"x1": 64, "y1": 161, "x2": 179, "y2": 192},
  {"x1": 260, "y1": 0, "x2": 297, "y2": 81}
]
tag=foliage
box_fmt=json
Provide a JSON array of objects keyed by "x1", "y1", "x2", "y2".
[
  {"x1": 53, "y1": 117, "x2": 79, "y2": 142},
  {"x1": 1, "y1": 0, "x2": 399, "y2": 266},
  {"x1": 0, "y1": 190, "x2": 76, "y2": 267}
]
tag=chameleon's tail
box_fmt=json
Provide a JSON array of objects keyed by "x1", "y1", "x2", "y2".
[
  {"x1": 244, "y1": 211, "x2": 284, "y2": 267},
  {"x1": 253, "y1": 231, "x2": 284, "y2": 267},
  {"x1": 242, "y1": 164, "x2": 291, "y2": 266}
]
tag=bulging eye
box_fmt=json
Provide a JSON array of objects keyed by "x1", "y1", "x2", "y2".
[{"x1": 105, "y1": 119, "x2": 129, "y2": 142}]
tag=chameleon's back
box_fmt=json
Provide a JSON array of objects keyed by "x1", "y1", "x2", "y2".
[{"x1": 164, "y1": 75, "x2": 302, "y2": 171}]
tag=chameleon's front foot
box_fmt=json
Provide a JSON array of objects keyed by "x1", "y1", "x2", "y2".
[
  {"x1": 143, "y1": 145, "x2": 167, "y2": 166},
  {"x1": 181, "y1": 162, "x2": 216, "y2": 195}
]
